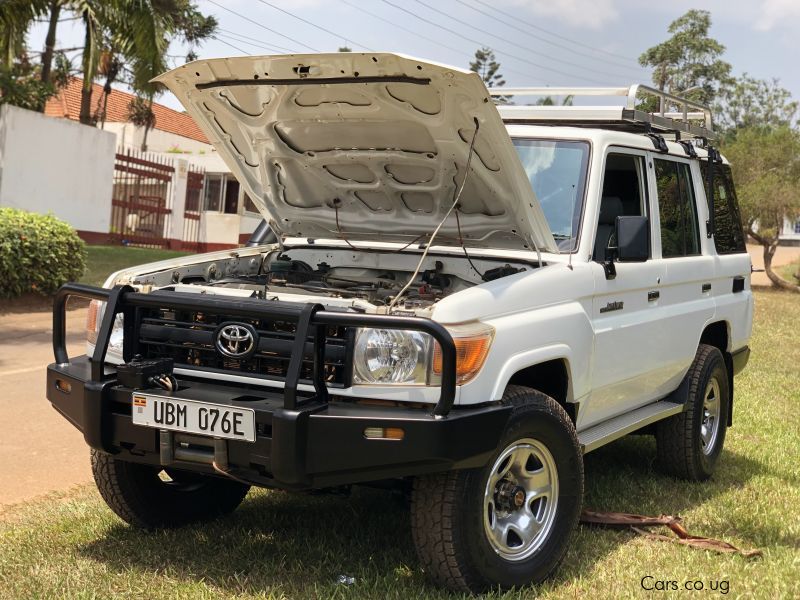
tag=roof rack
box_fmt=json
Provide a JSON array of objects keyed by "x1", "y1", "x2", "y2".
[{"x1": 487, "y1": 84, "x2": 716, "y2": 141}]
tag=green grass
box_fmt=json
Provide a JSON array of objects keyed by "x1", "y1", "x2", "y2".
[
  {"x1": 79, "y1": 245, "x2": 190, "y2": 286},
  {"x1": 778, "y1": 259, "x2": 799, "y2": 285},
  {"x1": 1, "y1": 290, "x2": 798, "y2": 599}
]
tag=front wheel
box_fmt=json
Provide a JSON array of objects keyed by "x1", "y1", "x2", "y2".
[
  {"x1": 91, "y1": 449, "x2": 250, "y2": 529},
  {"x1": 410, "y1": 386, "x2": 583, "y2": 593}
]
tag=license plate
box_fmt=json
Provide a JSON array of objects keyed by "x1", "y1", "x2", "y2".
[{"x1": 131, "y1": 394, "x2": 256, "y2": 442}]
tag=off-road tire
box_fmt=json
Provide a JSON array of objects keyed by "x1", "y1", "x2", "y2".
[
  {"x1": 656, "y1": 344, "x2": 730, "y2": 481},
  {"x1": 410, "y1": 386, "x2": 583, "y2": 593},
  {"x1": 91, "y1": 449, "x2": 250, "y2": 529}
]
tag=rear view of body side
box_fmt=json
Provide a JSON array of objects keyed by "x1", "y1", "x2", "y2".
[{"x1": 652, "y1": 148, "x2": 753, "y2": 403}]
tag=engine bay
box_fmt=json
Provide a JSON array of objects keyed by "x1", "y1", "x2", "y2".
[{"x1": 124, "y1": 245, "x2": 536, "y2": 316}]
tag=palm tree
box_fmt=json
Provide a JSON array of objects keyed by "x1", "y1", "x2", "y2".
[
  {"x1": 0, "y1": 0, "x2": 53, "y2": 108},
  {"x1": 75, "y1": 0, "x2": 103, "y2": 124},
  {"x1": 0, "y1": 0, "x2": 48, "y2": 70},
  {"x1": 70, "y1": 0, "x2": 216, "y2": 125},
  {"x1": 40, "y1": 0, "x2": 63, "y2": 85}
]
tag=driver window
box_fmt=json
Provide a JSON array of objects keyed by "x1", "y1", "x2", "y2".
[{"x1": 594, "y1": 153, "x2": 648, "y2": 261}]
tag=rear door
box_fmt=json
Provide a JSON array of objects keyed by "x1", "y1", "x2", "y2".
[
  {"x1": 651, "y1": 155, "x2": 716, "y2": 390},
  {"x1": 701, "y1": 162, "x2": 753, "y2": 352}
]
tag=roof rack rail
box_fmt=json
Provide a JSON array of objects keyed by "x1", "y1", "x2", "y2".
[{"x1": 487, "y1": 84, "x2": 716, "y2": 141}]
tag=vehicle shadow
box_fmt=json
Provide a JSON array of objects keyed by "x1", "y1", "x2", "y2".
[
  {"x1": 78, "y1": 435, "x2": 772, "y2": 597},
  {"x1": 0, "y1": 293, "x2": 88, "y2": 316}
]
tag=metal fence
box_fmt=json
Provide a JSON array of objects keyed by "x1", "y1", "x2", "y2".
[{"x1": 110, "y1": 150, "x2": 174, "y2": 248}]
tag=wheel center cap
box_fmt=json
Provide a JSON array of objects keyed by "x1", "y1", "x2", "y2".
[{"x1": 496, "y1": 481, "x2": 527, "y2": 512}]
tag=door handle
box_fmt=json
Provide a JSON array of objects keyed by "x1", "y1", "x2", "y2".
[
  {"x1": 647, "y1": 290, "x2": 660, "y2": 301},
  {"x1": 702, "y1": 283, "x2": 711, "y2": 293}
]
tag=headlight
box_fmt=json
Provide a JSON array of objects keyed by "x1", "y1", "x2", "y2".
[
  {"x1": 352, "y1": 322, "x2": 494, "y2": 386},
  {"x1": 353, "y1": 329, "x2": 432, "y2": 384},
  {"x1": 107, "y1": 313, "x2": 124, "y2": 359},
  {"x1": 86, "y1": 300, "x2": 124, "y2": 363}
]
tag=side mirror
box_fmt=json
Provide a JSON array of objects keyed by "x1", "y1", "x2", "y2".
[
  {"x1": 602, "y1": 215, "x2": 649, "y2": 280},
  {"x1": 616, "y1": 216, "x2": 649, "y2": 262}
]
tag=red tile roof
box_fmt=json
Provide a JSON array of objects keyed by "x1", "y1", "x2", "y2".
[{"x1": 45, "y1": 78, "x2": 209, "y2": 144}]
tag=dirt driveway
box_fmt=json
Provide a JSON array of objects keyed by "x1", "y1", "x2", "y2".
[
  {"x1": 0, "y1": 303, "x2": 91, "y2": 506},
  {"x1": 748, "y1": 244, "x2": 800, "y2": 286}
]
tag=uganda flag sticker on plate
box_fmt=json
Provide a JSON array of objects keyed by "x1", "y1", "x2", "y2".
[{"x1": 133, "y1": 395, "x2": 147, "y2": 413}]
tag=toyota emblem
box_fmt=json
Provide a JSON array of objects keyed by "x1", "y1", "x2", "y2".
[{"x1": 215, "y1": 323, "x2": 257, "y2": 358}]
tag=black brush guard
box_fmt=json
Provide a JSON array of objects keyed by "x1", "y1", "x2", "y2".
[{"x1": 47, "y1": 283, "x2": 511, "y2": 489}]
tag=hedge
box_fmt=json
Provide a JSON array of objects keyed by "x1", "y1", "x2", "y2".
[{"x1": 0, "y1": 207, "x2": 87, "y2": 299}]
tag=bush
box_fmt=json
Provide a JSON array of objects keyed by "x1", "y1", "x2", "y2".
[{"x1": 0, "y1": 208, "x2": 87, "y2": 298}]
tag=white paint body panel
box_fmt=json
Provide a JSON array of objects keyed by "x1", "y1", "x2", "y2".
[
  {"x1": 108, "y1": 63, "x2": 754, "y2": 438},
  {"x1": 155, "y1": 53, "x2": 556, "y2": 253}
]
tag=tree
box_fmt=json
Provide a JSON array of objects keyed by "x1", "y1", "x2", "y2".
[
  {"x1": 0, "y1": 59, "x2": 57, "y2": 111},
  {"x1": 40, "y1": 0, "x2": 62, "y2": 85},
  {"x1": 716, "y1": 74, "x2": 798, "y2": 135},
  {"x1": 0, "y1": 0, "x2": 48, "y2": 71},
  {"x1": 535, "y1": 95, "x2": 574, "y2": 106},
  {"x1": 128, "y1": 95, "x2": 156, "y2": 151},
  {"x1": 722, "y1": 126, "x2": 800, "y2": 292},
  {"x1": 0, "y1": 0, "x2": 63, "y2": 109},
  {"x1": 31, "y1": 1, "x2": 216, "y2": 124},
  {"x1": 470, "y1": 47, "x2": 507, "y2": 103},
  {"x1": 470, "y1": 47, "x2": 505, "y2": 88},
  {"x1": 1, "y1": 0, "x2": 215, "y2": 120},
  {"x1": 639, "y1": 10, "x2": 731, "y2": 106},
  {"x1": 338, "y1": 46, "x2": 352, "y2": 52}
]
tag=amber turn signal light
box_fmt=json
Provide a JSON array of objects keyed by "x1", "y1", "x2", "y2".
[
  {"x1": 432, "y1": 323, "x2": 494, "y2": 384},
  {"x1": 86, "y1": 299, "x2": 102, "y2": 345},
  {"x1": 363, "y1": 427, "x2": 405, "y2": 440}
]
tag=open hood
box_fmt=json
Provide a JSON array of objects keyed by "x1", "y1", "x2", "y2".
[{"x1": 155, "y1": 53, "x2": 556, "y2": 252}]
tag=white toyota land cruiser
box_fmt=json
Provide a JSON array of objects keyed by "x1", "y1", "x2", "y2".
[{"x1": 47, "y1": 54, "x2": 753, "y2": 593}]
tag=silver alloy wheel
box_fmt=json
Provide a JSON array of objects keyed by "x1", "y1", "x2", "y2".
[
  {"x1": 700, "y1": 377, "x2": 722, "y2": 456},
  {"x1": 483, "y1": 438, "x2": 559, "y2": 561}
]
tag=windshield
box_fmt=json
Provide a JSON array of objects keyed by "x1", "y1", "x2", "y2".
[{"x1": 512, "y1": 139, "x2": 590, "y2": 252}]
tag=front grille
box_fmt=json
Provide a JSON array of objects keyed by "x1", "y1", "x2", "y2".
[{"x1": 136, "y1": 308, "x2": 350, "y2": 386}]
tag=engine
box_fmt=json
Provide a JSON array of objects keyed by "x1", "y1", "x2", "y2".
[{"x1": 122, "y1": 245, "x2": 534, "y2": 316}]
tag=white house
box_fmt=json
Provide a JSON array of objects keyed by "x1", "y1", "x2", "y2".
[{"x1": 45, "y1": 78, "x2": 261, "y2": 248}]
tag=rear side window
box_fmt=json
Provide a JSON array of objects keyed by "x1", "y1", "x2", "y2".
[
  {"x1": 654, "y1": 159, "x2": 701, "y2": 258},
  {"x1": 700, "y1": 162, "x2": 747, "y2": 254}
]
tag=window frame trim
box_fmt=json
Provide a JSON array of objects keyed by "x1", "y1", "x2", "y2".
[
  {"x1": 652, "y1": 154, "x2": 704, "y2": 259},
  {"x1": 595, "y1": 146, "x2": 655, "y2": 262},
  {"x1": 699, "y1": 161, "x2": 748, "y2": 255},
  {"x1": 510, "y1": 136, "x2": 593, "y2": 255}
]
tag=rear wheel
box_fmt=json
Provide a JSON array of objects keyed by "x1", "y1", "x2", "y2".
[
  {"x1": 91, "y1": 449, "x2": 250, "y2": 529},
  {"x1": 410, "y1": 387, "x2": 583, "y2": 593},
  {"x1": 656, "y1": 344, "x2": 730, "y2": 481}
]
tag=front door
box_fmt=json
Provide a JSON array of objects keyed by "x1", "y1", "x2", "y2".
[{"x1": 581, "y1": 148, "x2": 665, "y2": 429}]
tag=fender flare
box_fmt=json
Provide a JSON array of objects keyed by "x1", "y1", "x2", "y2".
[{"x1": 490, "y1": 344, "x2": 575, "y2": 401}]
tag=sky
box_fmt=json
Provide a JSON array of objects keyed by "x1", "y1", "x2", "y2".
[{"x1": 27, "y1": 0, "x2": 800, "y2": 113}]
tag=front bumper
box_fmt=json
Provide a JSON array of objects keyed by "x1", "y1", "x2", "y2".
[{"x1": 47, "y1": 357, "x2": 511, "y2": 490}]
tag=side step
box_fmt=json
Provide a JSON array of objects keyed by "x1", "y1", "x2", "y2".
[{"x1": 578, "y1": 400, "x2": 684, "y2": 453}]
